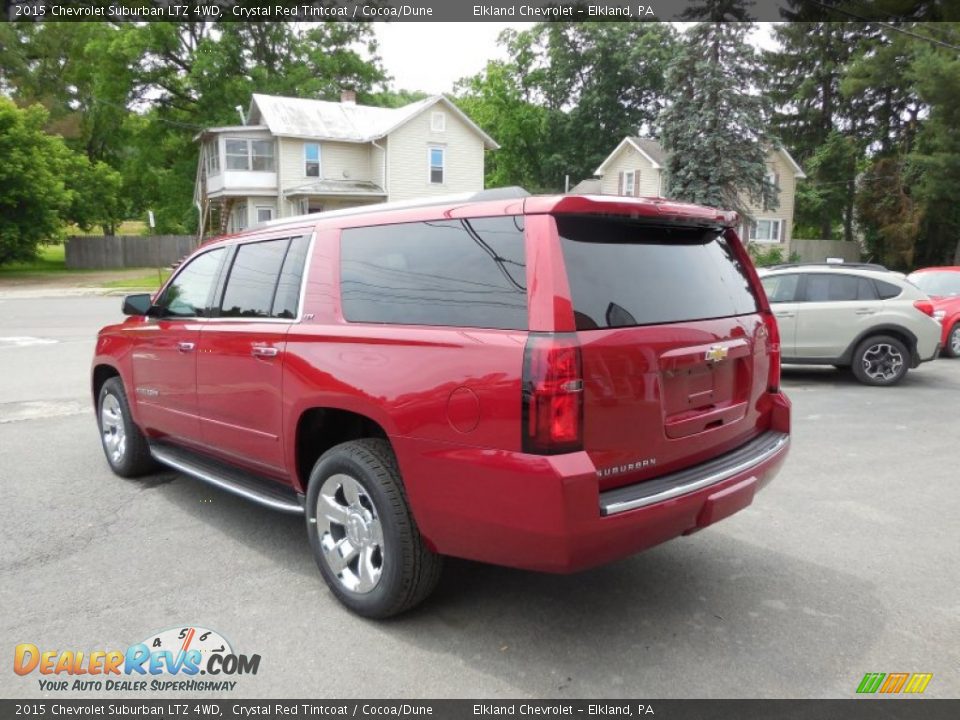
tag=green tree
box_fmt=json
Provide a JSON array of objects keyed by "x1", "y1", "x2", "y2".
[
  {"x1": 767, "y1": 22, "x2": 869, "y2": 240},
  {"x1": 480, "y1": 23, "x2": 679, "y2": 189},
  {"x1": 455, "y1": 60, "x2": 551, "y2": 190},
  {"x1": 0, "y1": 99, "x2": 71, "y2": 265},
  {"x1": 659, "y1": 21, "x2": 775, "y2": 219},
  {"x1": 904, "y1": 30, "x2": 960, "y2": 265},
  {"x1": 66, "y1": 158, "x2": 127, "y2": 236}
]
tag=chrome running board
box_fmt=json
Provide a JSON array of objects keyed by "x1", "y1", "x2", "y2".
[{"x1": 150, "y1": 442, "x2": 304, "y2": 515}]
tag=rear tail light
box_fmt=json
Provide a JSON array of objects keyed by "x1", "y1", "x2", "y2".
[
  {"x1": 762, "y1": 312, "x2": 782, "y2": 393},
  {"x1": 933, "y1": 309, "x2": 946, "y2": 323},
  {"x1": 913, "y1": 300, "x2": 935, "y2": 317},
  {"x1": 522, "y1": 334, "x2": 583, "y2": 454}
]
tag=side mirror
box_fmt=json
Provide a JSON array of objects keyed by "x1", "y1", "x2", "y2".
[{"x1": 121, "y1": 293, "x2": 153, "y2": 317}]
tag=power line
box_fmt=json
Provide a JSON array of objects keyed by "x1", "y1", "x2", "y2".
[{"x1": 808, "y1": 1, "x2": 960, "y2": 53}]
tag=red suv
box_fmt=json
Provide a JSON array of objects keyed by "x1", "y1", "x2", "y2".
[{"x1": 92, "y1": 191, "x2": 791, "y2": 617}]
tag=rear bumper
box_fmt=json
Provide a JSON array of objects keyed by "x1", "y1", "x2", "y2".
[{"x1": 395, "y1": 392, "x2": 791, "y2": 573}]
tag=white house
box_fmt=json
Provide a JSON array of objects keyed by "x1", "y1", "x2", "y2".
[
  {"x1": 584, "y1": 137, "x2": 806, "y2": 250},
  {"x1": 194, "y1": 91, "x2": 499, "y2": 234}
]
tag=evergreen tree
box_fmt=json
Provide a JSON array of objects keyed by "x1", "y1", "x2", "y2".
[
  {"x1": 767, "y1": 22, "x2": 868, "y2": 240},
  {"x1": 659, "y1": 21, "x2": 775, "y2": 219}
]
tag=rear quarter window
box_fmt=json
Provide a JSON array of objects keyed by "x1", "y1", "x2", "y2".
[
  {"x1": 556, "y1": 216, "x2": 759, "y2": 329},
  {"x1": 340, "y1": 217, "x2": 527, "y2": 330}
]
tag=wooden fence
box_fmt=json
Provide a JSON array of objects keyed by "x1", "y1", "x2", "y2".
[{"x1": 65, "y1": 235, "x2": 198, "y2": 270}]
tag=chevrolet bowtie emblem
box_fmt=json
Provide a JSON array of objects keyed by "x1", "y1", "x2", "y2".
[{"x1": 705, "y1": 345, "x2": 729, "y2": 363}]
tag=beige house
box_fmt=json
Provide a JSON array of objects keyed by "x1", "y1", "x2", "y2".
[
  {"x1": 194, "y1": 91, "x2": 498, "y2": 234},
  {"x1": 587, "y1": 137, "x2": 806, "y2": 250}
]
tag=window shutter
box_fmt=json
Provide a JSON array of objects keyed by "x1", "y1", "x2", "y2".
[
  {"x1": 618, "y1": 171, "x2": 624, "y2": 195},
  {"x1": 635, "y1": 168, "x2": 642, "y2": 197}
]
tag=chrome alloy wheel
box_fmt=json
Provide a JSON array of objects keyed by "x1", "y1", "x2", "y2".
[
  {"x1": 100, "y1": 393, "x2": 127, "y2": 465},
  {"x1": 951, "y1": 326, "x2": 960, "y2": 356},
  {"x1": 316, "y1": 473, "x2": 384, "y2": 594},
  {"x1": 862, "y1": 342, "x2": 904, "y2": 382}
]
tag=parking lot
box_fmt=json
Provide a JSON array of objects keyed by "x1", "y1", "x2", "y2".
[{"x1": 1, "y1": 294, "x2": 957, "y2": 699}]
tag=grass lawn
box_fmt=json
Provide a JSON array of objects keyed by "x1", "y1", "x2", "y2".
[
  {"x1": 99, "y1": 270, "x2": 171, "y2": 290},
  {"x1": 0, "y1": 243, "x2": 79, "y2": 276},
  {"x1": 1, "y1": 243, "x2": 170, "y2": 289}
]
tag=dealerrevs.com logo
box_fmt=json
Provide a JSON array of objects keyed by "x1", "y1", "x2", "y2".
[{"x1": 14, "y1": 626, "x2": 260, "y2": 693}]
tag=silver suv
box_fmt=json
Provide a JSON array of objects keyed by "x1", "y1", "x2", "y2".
[{"x1": 759, "y1": 264, "x2": 941, "y2": 386}]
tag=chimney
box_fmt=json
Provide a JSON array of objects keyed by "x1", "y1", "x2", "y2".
[{"x1": 340, "y1": 89, "x2": 356, "y2": 106}]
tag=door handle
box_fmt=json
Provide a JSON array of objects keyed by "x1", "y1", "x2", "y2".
[
  {"x1": 775, "y1": 312, "x2": 795, "y2": 319},
  {"x1": 855, "y1": 308, "x2": 877, "y2": 315},
  {"x1": 251, "y1": 346, "x2": 279, "y2": 358},
  {"x1": 177, "y1": 341, "x2": 195, "y2": 352}
]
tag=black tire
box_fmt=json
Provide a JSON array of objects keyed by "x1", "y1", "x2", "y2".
[
  {"x1": 944, "y1": 323, "x2": 960, "y2": 359},
  {"x1": 305, "y1": 438, "x2": 441, "y2": 618},
  {"x1": 851, "y1": 335, "x2": 910, "y2": 386},
  {"x1": 97, "y1": 377, "x2": 157, "y2": 477}
]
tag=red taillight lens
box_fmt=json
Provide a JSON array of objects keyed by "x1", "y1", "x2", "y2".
[
  {"x1": 522, "y1": 335, "x2": 583, "y2": 454},
  {"x1": 763, "y1": 312, "x2": 781, "y2": 393},
  {"x1": 913, "y1": 300, "x2": 935, "y2": 317}
]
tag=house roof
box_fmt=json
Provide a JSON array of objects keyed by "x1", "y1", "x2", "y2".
[
  {"x1": 595, "y1": 136, "x2": 666, "y2": 175},
  {"x1": 595, "y1": 137, "x2": 806, "y2": 179},
  {"x1": 283, "y1": 179, "x2": 386, "y2": 197},
  {"x1": 245, "y1": 93, "x2": 499, "y2": 149},
  {"x1": 568, "y1": 178, "x2": 602, "y2": 194}
]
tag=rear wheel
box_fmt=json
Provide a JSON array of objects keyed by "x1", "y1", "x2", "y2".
[
  {"x1": 945, "y1": 323, "x2": 960, "y2": 358},
  {"x1": 97, "y1": 377, "x2": 157, "y2": 477},
  {"x1": 305, "y1": 438, "x2": 441, "y2": 618},
  {"x1": 851, "y1": 335, "x2": 909, "y2": 386}
]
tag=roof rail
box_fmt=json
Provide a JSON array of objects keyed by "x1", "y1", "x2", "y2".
[
  {"x1": 259, "y1": 187, "x2": 531, "y2": 230},
  {"x1": 765, "y1": 261, "x2": 889, "y2": 272}
]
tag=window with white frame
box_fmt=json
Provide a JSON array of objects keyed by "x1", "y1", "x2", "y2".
[
  {"x1": 750, "y1": 219, "x2": 782, "y2": 243},
  {"x1": 256, "y1": 206, "x2": 273, "y2": 224},
  {"x1": 304, "y1": 143, "x2": 320, "y2": 177},
  {"x1": 623, "y1": 170, "x2": 635, "y2": 196},
  {"x1": 204, "y1": 142, "x2": 220, "y2": 176},
  {"x1": 224, "y1": 138, "x2": 275, "y2": 172},
  {"x1": 431, "y1": 112, "x2": 446, "y2": 132},
  {"x1": 428, "y1": 146, "x2": 445, "y2": 184}
]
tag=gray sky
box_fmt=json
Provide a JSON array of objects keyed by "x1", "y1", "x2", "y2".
[{"x1": 374, "y1": 22, "x2": 780, "y2": 96}]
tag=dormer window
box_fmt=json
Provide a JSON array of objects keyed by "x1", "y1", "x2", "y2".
[{"x1": 431, "y1": 112, "x2": 446, "y2": 132}]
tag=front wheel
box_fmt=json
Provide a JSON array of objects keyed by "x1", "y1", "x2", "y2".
[
  {"x1": 97, "y1": 377, "x2": 157, "y2": 477},
  {"x1": 944, "y1": 323, "x2": 960, "y2": 359},
  {"x1": 305, "y1": 439, "x2": 442, "y2": 618},
  {"x1": 851, "y1": 335, "x2": 909, "y2": 386}
]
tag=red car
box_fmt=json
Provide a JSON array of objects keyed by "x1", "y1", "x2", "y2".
[
  {"x1": 92, "y1": 191, "x2": 791, "y2": 617},
  {"x1": 907, "y1": 266, "x2": 960, "y2": 358}
]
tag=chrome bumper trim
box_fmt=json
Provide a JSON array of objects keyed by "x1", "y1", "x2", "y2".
[{"x1": 599, "y1": 431, "x2": 790, "y2": 516}]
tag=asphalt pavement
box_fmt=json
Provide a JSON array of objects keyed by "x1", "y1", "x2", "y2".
[{"x1": 1, "y1": 295, "x2": 957, "y2": 699}]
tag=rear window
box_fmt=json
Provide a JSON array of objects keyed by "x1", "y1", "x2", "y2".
[
  {"x1": 340, "y1": 217, "x2": 527, "y2": 330},
  {"x1": 556, "y1": 216, "x2": 759, "y2": 330},
  {"x1": 908, "y1": 271, "x2": 960, "y2": 297}
]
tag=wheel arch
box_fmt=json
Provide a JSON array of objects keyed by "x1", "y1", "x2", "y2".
[
  {"x1": 92, "y1": 363, "x2": 122, "y2": 406},
  {"x1": 292, "y1": 405, "x2": 394, "y2": 494},
  {"x1": 839, "y1": 324, "x2": 919, "y2": 366}
]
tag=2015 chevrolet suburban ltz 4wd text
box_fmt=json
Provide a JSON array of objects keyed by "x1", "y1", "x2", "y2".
[{"x1": 92, "y1": 190, "x2": 791, "y2": 618}]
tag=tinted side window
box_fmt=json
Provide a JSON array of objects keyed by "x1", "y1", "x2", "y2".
[
  {"x1": 220, "y1": 239, "x2": 289, "y2": 318},
  {"x1": 761, "y1": 274, "x2": 800, "y2": 303},
  {"x1": 157, "y1": 248, "x2": 225, "y2": 318},
  {"x1": 803, "y1": 273, "x2": 869, "y2": 302},
  {"x1": 272, "y1": 236, "x2": 311, "y2": 319},
  {"x1": 557, "y1": 216, "x2": 759, "y2": 329},
  {"x1": 876, "y1": 279, "x2": 903, "y2": 300},
  {"x1": 340, "y1": 217, "x2": 527, "y2": 330}
]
